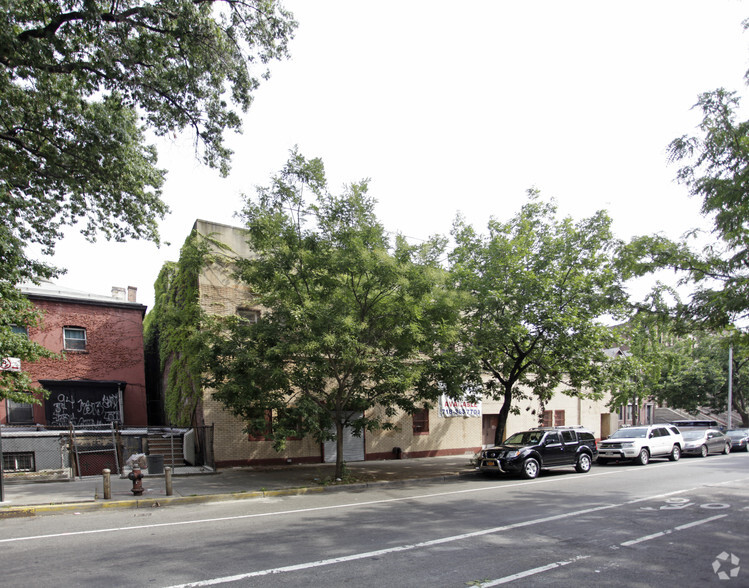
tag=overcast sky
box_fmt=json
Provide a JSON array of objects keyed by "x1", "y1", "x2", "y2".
[{"x1": 44, "y1": 1, "x2": 749, "y2": 311}]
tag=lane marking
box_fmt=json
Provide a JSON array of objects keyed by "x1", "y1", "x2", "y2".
[
  {"x1": 0, "y1": 474, "x2": 745, "y2": 547},
  {"x1": 620, "y1": 514, "x2": 728, "y2": 546},
  {"x1": 159, "y1": 484, "x2": 744, "y2": 588},
  {"x1": 480, "y1": 555, "x2": 591, "y2": 586}
]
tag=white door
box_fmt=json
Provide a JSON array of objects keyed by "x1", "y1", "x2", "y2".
[{"x1": 323, "y1": 413, "x2": 365, "y2": 463}]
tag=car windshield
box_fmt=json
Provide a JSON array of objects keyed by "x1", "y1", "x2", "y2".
[
  {"x1": 505, "y1": 431, "x2": 544, "y2": 445},
  {"x1": 610, "y1": 427, "x2": 648, "y2": 439},
  {"x1": 727, "y1": 430, "x2": 748, "y2": 438},
  {"x1": 682, "y1": 430, "x2": 707, "y2": 440}
]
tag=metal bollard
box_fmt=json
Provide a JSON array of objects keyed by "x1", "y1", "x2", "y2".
[
  {"x1": 102, "y1": 468, "x2": 111, "y2": 500},
  {"x1": 165, "y1": 466, "x2": 173, "y2": 496}
]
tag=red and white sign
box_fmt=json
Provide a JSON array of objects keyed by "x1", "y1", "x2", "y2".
[
  {"x1": 439, "y1": 395, "x2": 481, "y2": 417},
  {"x1": 1, "y1": 357, "x2": 21, "y2": 372}
]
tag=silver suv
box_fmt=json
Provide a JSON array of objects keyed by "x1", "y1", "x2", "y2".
[{"x1": 597, "y1": 424, "x2": 684, "y2": 465}]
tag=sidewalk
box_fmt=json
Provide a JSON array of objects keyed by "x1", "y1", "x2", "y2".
[{"x1": 0, "y1": 454, "x2": 479, "y2": 517}]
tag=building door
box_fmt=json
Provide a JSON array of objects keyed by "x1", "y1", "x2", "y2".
[
  {"x1": 482, "y1": 414, "x2": 498, "y2": 447},
  {"x1": 323, "y1": 412, "x2": 365, "y2": 463}
]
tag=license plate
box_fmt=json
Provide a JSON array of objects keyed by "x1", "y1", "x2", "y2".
[{"x1": 484, "y1": 460, "x2": 496, "y2": 466}]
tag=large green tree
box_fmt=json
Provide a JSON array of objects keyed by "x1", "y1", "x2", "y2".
[
  {"x1": 0, "y1": 0, "x2": 296, "y2": 399},
  {"x1": 657, "y1": 331, "x2": 748, "y2": 428},
  {"x1": 449, "y1": 193, "x2": 627, "y2": 444},
  {"x1": 206, "y1": 151, "x2": 460, "y2": 479}
]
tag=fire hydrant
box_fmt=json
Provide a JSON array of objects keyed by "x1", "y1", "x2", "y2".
[{"x1": 128, "y1": 464, "x2": 144, "y2": 496}]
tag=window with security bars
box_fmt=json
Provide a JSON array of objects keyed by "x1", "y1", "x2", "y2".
[
  {"x1": 3, "y1": 452, "x2": 35, "y2": 472},
  {"x1": 6, "y1": 399, "x2": 34, "y2": 424},
  {"x1": 237, "y1": 308, "x2": 261, "y2": 323},
  {"x1": 412, "y1": 409, "x2": 430, "y2": 435},
  {"x1": 542, "y1": 410, "x2": 566, "y2": 427},
  {"x1": 63, "y1": 327, "x2": 87, "y2": 351}
]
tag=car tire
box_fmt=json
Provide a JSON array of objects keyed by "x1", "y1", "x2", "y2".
[
  {"x1": 723, "y1": 442, "x2": 731, "y2": 455},
  {"x1": 597, "y1": 457, "x2": 610, "y2": 465},
  {"x1": 668, "y1": 445, "x2": 681, "y2": 461},
  {"x1": 634, "y1": 448, "x2": 650, "y2": 465},
  {"x1": 521, "y1": 457, "x2": 540, "y2": 479},
  {"x1": 700, "y1": 444, "x2": 708, "y2": 458},
  {"x1": 575, "y1": 453, "x2": 592, "y2": 473}
]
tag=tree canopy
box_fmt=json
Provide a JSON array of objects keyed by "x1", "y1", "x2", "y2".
[
  {"x1": 0, "y1": 0, "x2": 296, "y2": 399},
  {"x1": 449, "y1": 193, "x2": 627, "y2": 443},
  {"x1": 205, "y1": 151, "x2": 460, "y2": 478}
]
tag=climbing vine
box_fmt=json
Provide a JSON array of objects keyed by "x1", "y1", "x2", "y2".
[{"x1": 144, "y1": 230, "x2": 217, "y2": 426}]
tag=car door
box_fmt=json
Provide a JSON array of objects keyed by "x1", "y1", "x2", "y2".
[
  {"x1": 707, "y1": 430, "x2": 723, "y2": 454},
  {"x1": 542, "y1": 432, "x2": 565, "y2": 466}
]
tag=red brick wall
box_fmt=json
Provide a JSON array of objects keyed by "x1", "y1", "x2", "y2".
[{"x1": 5, "y1": 298, "x2": 148, "y2": 426}]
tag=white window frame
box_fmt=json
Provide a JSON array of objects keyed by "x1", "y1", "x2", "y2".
[{"x1": 63, "y1": 327, "x2": 87, "y2": 351}]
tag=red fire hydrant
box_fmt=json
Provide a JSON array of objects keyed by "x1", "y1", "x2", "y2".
[{"x1": 128, "y1": 464, "x2": 144, "y2": 496}]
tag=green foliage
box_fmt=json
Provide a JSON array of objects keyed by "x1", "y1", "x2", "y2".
[
  {"x1": 657, "y1": 331, "x2": 747, "y2": 427},
  {"x1": 449, "y1": 192, "x2": 627, "y2": 442},
  {"x1": 605, "y1": 286, "x2": 681, "y2": 422},
  {"x1": 144, "y1": 232, "x2": 218, "y2": 425},
  {"x1": 0, "y1": 0, "x2": 296, "y2": 398},
  {"x1": 205, "y1": 150, "x2": 460, "y2": 478}
]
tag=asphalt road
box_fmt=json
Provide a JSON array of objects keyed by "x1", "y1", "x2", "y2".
[{"x1": 1, "y1": 452, "x2": 747, "y2": 587}]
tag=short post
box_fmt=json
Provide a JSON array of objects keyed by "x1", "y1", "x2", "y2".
[
  {"x1": 102, "y1": 468, "x2": 111, "y2": 500},
  {"x1": 165, "y1": 466, "x2": 173, "y2": 496}
]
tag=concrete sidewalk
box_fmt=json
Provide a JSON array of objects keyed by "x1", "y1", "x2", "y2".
[{"x1": 0, "y1": 454, "x2": 480, "y2": 517}]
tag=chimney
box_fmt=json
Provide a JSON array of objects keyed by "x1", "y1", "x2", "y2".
[
  {"x1": 127, "y1": 286, "x2": 137, "y2": 302},
  {"x1": 111, "y1": 287, "x2": 126, "y2": 300}
]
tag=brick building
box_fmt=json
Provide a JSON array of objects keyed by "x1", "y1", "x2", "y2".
[{"x1": 1, "y1": 281, "x2": 148, "y2": 427}]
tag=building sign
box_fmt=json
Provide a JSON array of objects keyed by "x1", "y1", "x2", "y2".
[
  {"x1": 1, "y1": 357, "x2": 21, "y2": 372},
  {"x1": 439, "y1": 395, "x2": 481, "y2": 417}
]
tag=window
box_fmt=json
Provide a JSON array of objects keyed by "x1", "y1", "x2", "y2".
[
  {"x1": 412, "y1": 409, "x2": 429, "y2": 435},
  {"x1": 3, "y1": 452, "x2": 35, "y2": 472},
  {"x1": 6, "y1": 399, "x2": 34, "y2": 424},
  {"x1": 237, "y1": 308, "x2": 261, "y2": 323},
  {"x1": 542, "y1": 410, "x2": 553, "y2": 428},
  {"x1": 247, "y1": 409, "x2": 273, "y2": 441},
  {"x1": 545, "y1": 432, "x2": 561, "y2": 445},
  {"x1": 561, "y1": 430, "x2": 576, "y2": 444},
  {"x1": 11, "y1": 325, "x2": 28, "y2": 337},
  {"x1": 554, "y1": 410, "x2": 565, "y2": 426},
  {"x1": 63, "y1": 327, "x2": 87, "y2": 351}
]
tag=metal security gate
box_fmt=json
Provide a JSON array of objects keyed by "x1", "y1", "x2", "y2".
[{"x1": 323, "y1": 413, "x2": 365, "y2": 463}]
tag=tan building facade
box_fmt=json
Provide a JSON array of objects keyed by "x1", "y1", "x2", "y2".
[{"x1": 188, "y1": 220, "x2": 615, "y2": 467}]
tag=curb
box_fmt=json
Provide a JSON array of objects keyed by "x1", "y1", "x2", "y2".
[{"x1": 0, "y1": 470, "x2": 480, "y2": 518}]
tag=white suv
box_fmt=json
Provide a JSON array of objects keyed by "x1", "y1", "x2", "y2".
[{"x1": 597, "y1": 424, "x2": 684, "y2": 465}]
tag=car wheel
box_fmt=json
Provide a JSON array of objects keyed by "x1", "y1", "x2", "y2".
[
  {"x1": 700, "y1": 444, "x2": 708, "y2": 458},
  {"x1": 723, "y1": 442, "x2": 731, "y2": 455},
  {"x1": 521, "y1": 457, "x2": 540, "y2": 479},
  {"x1": 597, "y1": 457, "x2": 610, "y2": 465},
  {"x1": 634, "y1": 448, "x2": 650, "y2": 465},
  {"x1": 575, "y1": 453, "x2": 592, "y2": 473},
  {"x1": 669, "y1": 445, "x2": 681, "y2": 461}
]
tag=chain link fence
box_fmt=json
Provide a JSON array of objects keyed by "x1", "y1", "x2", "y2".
[{"x1": 0, "y1": 424, "x2": 214, "y2": 482}]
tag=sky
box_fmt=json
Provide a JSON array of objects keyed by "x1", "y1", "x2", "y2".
[{"x1": 43, "y1": 1, "x2": 749, "y2": 311}]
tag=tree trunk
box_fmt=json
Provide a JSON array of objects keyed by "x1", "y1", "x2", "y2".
[
  {"x1": 335, "y1": 420, "x2": 344, "y2": 480},
  {"x1": 494, "y1": 386, "x2": 513, "y2": 446}
]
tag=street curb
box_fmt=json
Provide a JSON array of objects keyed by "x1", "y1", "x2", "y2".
[{"x1": 0, "y1": 470, "x2": 481, "y2": 518}]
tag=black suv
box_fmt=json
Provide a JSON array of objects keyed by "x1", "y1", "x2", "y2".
[{"x1": 477, "y1": 427, "x2": 598, "y2": 479}]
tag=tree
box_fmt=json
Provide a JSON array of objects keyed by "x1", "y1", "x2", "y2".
[
  {"x1": 205, "y1": 151, "x2": 460, "y2": 479},
  {"x1": 449, "y1": 193, "x2": 626, "y2": 444},
  {"x1": 657, "y1": 331, "x2": 748, "y2": 428},
  {"x1": 0, "y1": 0, "x2": 296, "y2": 399},
  {"x1": 605, "y1": 287, "x2": 680, "y2": 425}
]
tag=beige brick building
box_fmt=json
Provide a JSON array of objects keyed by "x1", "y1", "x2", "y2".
[{"x1": 182, "y1": 220, "x2": 615, "y2": 467}]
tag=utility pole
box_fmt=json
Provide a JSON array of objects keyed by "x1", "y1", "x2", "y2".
[{"x1": 727, "y1": 345, "x2": 733, "y2": 430}]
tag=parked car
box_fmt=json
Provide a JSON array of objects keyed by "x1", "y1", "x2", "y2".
[
  {"x1": 726, "y1": 429, "x2": 749, "y2": 452},
  {"x1": 477, "y1": 426, "x2": 597, "y2": 479},
  {"x1": 681, "y1": 428, "x2": 731, "y2": 457},
  {"x1": 597, "y1": 424, "x2": 684, "y2": 465}
]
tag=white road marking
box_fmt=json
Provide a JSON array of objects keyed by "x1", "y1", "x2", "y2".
[
  {"x1": 480, "y1": 555, "x2": 591, "y2": 586},
  {"x1": 159, "y1": 482, "x2": 744, "y2": 588},
  {"x1": 620, "y1": 514, "x2": 727, "y2": 546}
]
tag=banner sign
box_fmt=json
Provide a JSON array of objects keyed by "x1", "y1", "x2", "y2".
[
  {"x1": 439, "y1": 394, "x2": 481, "y2": 417},
  {"x1": 1, "y1": 357, "x2": 21, "y2": 372}
]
